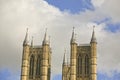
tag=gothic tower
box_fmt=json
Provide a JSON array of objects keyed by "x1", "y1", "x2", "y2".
[
  {"x1": 62, "y1": 26, "x2": 97, "y2": 80},
  {"x1": 20, "y1": 29, "x2": 51, "y2": 80},
  {"x1": 70, "y1": 27, "x2": 77, "y2": 80},
  {"x1": 90, "y1": 26, "x2": 97, "y2": 80}
]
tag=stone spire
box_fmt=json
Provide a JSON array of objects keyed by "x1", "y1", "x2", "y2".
[
  {"x1": 43, "y1": 28, "x2": 49, "y2": 45},
  {"x1": 70, "y1": 27, "x2": 76, "y2": 44},
  {"x1": 23, "y1": 28, "x2": 29, "y2": 46},
  {"x1": 63, "y1": 49, "x2": 66, "y2": 65},
  {"x1": 21, "y1": 28, "x2": 30, "y2": 80},
  {"x1": 70, "y1": 27, "x2": 77, "y2": 80},
  {"x1": 91, "y1": 26, "x2": 97, "y2": 43},
  {"x1": 90, "y1": 26, "x2": 97, "y2": 80}
]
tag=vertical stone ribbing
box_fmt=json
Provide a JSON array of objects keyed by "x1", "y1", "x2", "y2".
[
  {"x1": 21, "y1": 45, "x2": 29, "y2": 80},
  {"x1": 70, "y1": 43, "x2": 77, "y2": 80},
  {"x1": 41, "y1": 44, "x2": 49, "y2": 80},
  {"x1": 90, "y1": 42, "x2": 97, "y2": 80},
  {"x1": 48, "y1": 50, "x2": 51, "y2": 80},
  {"x1": 90, "y1": 26, "x2": 97, "y2": 80}
]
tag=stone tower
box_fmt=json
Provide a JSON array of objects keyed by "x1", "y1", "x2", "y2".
[
  {"x1": 62, "y1": 26, "x2": 97, "y2": 80},
  {"x1": 20, "y1": 29, "x2": 51, "y2": 80}
]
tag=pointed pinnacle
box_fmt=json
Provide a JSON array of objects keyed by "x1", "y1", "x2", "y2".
[
  {"x1": 71, "y1": 27, "x2": 76, "y2": 44},
  {"x1": 91, "y1": 25, "x2": 97, "y2": 43},
  {"x1": 43, "y1": 28, "x2": 49, "y2": 45},
  {"x1": 63, "y1": 49, "x2": 66, "y2": 65},
  {"x1": 23, "y1": 28, "x2": 29, "y2": 46}
]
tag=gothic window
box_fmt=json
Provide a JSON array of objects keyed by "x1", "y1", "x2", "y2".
[
  {"x1": 36, "y1": 55, "x2": 41, "y2": 76},
  {"x1": 78, "y1": 55, "x2": 82, "y2": 76},
  {"x1": 29, "y1": 55, "x2": 34, "y2": 78},
  {"x1": 85, "y1": 55, "x2": 89, "y2": 75}
]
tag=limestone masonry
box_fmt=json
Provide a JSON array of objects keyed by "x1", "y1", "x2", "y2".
[{"x1": 20, "y1": 27, "x2": 97, "y2": 80}]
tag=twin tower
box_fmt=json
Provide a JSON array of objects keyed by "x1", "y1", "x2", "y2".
[{"x1": 20, "y1": 27, "x2": 97, "y2": 80}]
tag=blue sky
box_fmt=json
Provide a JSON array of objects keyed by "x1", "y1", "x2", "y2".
[
  {"x1": 46, "y1": 0, "x2": 94, "y2": 13},
  {"x1": 0, "y1": 0, "x2": 120, "y2": 80},
  {"x1": 0, "y1": 69, "x2": 20, "y2": 80},
  {"x1": 105, "y1": 23, "x2": 120, "y2": 33},
  {"x1": 46, "y1": 0, "x2": 120, "y2": 33},
  {"x1": 94, "y1": 17, "x2": 120, "y2": 33}
]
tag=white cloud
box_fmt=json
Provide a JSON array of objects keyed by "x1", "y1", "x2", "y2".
[
  {"x1": 101, "y1": 0, "x2": 120, "y2": 22},
  {"x1": 0, "y1": 0, "x2": 120, "y2": 79},
  {"x1": 91, "y1": 0, "x2": 120, "y2": 22},
  {"x1": 91, "y1": 0, "x2": 105, "y2": 7}
]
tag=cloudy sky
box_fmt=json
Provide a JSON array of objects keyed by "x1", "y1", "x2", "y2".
[{"x1": 0, "y1": 0, "x2": 120, "y2": 80}]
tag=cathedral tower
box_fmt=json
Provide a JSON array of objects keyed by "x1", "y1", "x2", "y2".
[
  {"x1": 90, "y1": 26, "x2": 97, "y2": 80},
  {"x1": 70, "y1": 27, "x2": 77, "y2": 80},
  {"x1": 20, "y1": 29, "x2": 51, "y2": 80},
  {"x1": 21, "y1": 28, "x2": 29, "y2": 80},
  {"x1": 62, "y1": 26, "x2": 97, "y2": 80}
]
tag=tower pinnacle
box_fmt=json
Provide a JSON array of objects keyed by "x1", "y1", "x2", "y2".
[
  {"x1": 63, "y1": 49, "x2": 66, "y2": 65},
  {"x1": 70, "y1": 27, "x2": 76, "y2": 44},
  {"x1": 91, "y1": 26, "x2": 97, "y2": 43},
  {"x1": 23, "y1": 28, "x2": 29, "y2": 46},
  {"x1": 43, "y1": 28, "x2": 49, "y2": 45}
]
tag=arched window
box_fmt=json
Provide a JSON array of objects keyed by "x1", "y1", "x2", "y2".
[
  {"x1": 29, "y1": 55, "x2": 34, "y2": 78},
  {"x1": 85, "y1": 55, "x2": 89, "y2": 74},
  {"x1": 78, "y1": 55, "x2": 82, "y2": 76},
  {"x1": 36, "y1": 55, "x2": 41, "y2": 76}
]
